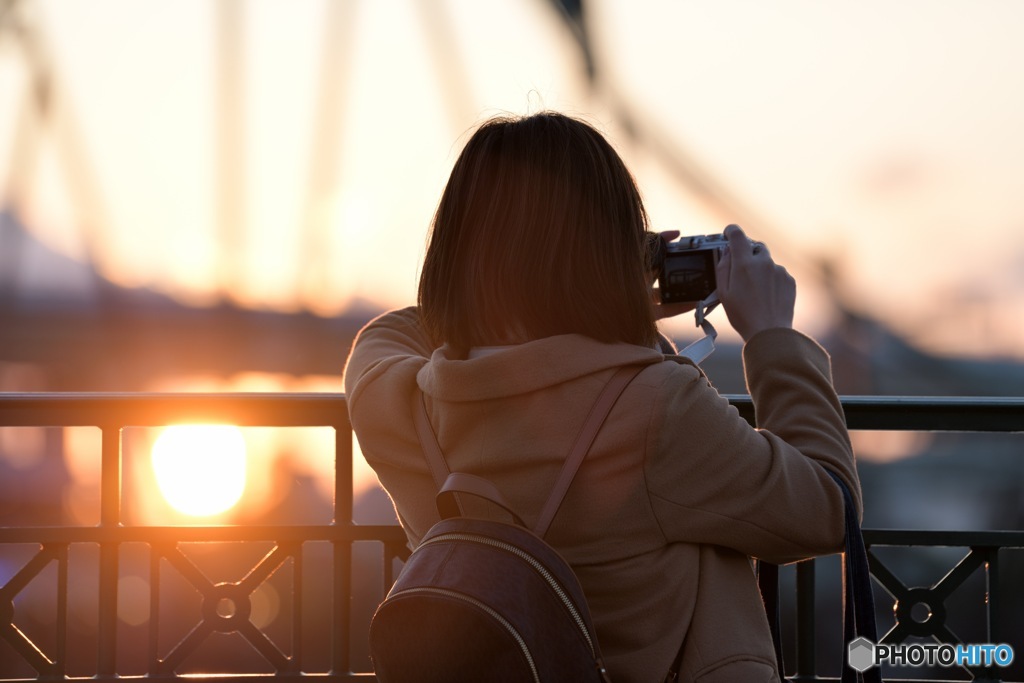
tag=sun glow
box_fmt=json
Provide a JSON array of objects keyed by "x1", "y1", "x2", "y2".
[{"x1": 151, "y1": 424, "x2": 247, "y2": 517}]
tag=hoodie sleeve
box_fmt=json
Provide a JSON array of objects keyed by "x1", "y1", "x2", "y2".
[
  {"x1": 743, "y1": 327, "x2": 861, "y2": 521},
  {"x1": 644, "y1": 327, "x2": 859, "y2": 564},
  {"x1": 343, "y1": 306, "x2": 433, "y2": 400}
]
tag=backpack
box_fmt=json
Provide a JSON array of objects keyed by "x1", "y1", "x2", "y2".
[{"x1": 368, "y1": 365, "x2": 643, "y2": 683}]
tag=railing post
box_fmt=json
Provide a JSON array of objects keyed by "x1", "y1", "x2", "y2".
[
  {"x1": 986, "y1": 546, "x2": 1005, "y2": 683},
  {"x1": 793, "y1": 560, "x2": 817, "y2": 681},
  {"x1": 333, "y1": 420, "x2": 354, "y2": 674},
  {"x1": 97, "y1": 425, "x2": 121, "y2": 676},
  {"x1": 54, "y1": 542, "x2": 68, "y2": 678}
]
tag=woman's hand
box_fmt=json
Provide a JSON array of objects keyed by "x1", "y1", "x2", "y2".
[{"x1": 715, "y1": 224, "x2": 796, "y2": 342}]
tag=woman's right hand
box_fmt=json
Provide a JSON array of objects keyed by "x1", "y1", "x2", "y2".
[{"x1": 715, "y1": 224, "x2": 796, "y2": 342}]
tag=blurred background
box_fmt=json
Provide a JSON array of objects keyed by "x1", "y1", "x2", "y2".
[
  {"x1": 3, "y1": 0, "x2": 1024, "y2": 389},
  {"x1": 0, "y1": 0, "x2": 1023, "y2": 675}
]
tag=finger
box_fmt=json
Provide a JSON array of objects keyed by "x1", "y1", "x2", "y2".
[
  {"x1": 715, "y1": 240, "x2": 733, "y2": 292},
  {"x1": 723, "y1": 223, "x2": 746, "y2": 245},
  {"x1": 659, "y1": 230, "x2": 680, "y2": 243},
  {"x1": 717, "y1": 224, "x2": 748, "y2": 290},
  {"x1": 723, "y1": 224, "x2": 751, "y2": 262}
]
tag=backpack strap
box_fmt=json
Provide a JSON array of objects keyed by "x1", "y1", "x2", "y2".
[
  {"x1": 757, "y1": 471, "x2": 880, "y2": 683},
  {"x1": 829, "y1": 470, "x2": 881, "y2": 683},
  {"x1": 412, "y1": 389, "x2": 456, "y2": 490},
  {"x1": 412, "y1": 363, "x2": 644, "y2": 535},
  {"x1": 437, "y1": 472, "x2": 526, "y2": 527},
  {"x1": 414, "y1": 389, "x2": 525, "y2": 522},
  {"x1": 533, "y1": 364, "x2": 644, "y2": 537}
]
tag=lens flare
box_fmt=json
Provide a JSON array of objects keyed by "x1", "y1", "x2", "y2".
[{"x1": 152, "y1": 425, "x2": 247, "y2": 516}]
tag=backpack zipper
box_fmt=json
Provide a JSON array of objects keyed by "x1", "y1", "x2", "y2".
[
  {"x1": 414, "y1": 532, "x2": 598, "y2": 658},
  {"x1": 389, "y1": 585, "x2": 541, "y2": 683}
]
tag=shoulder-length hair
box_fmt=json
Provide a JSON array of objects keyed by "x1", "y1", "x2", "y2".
[{"x1": 418, "y1": 111, "x2": 658, "y2": 353}]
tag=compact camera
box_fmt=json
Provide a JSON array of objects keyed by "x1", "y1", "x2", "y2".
[{"x1": 648, "y1": 233, "x2": 729, "y2": 304}]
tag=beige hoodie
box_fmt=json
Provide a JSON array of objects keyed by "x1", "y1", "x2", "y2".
[{"x1": 344, "y1": 306, "x2": 860, "y2": 683}]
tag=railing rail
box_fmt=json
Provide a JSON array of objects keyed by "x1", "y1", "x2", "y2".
[{"x1": 0, "y1": 393, "x2": 1022, "y2": 682}]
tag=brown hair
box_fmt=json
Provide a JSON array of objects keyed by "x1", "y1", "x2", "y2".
[{"x1": 418, "y1": 111, "x2": 657, "y2": 353}]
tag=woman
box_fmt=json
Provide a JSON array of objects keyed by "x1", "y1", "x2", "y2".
[{"x1": 344, "y1": 111, "x2": 860, "y2": 682}]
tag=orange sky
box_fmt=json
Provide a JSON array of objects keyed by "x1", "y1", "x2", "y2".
[{"x1": 2, "y1": 0, "x2": 1022, "y2": 358}]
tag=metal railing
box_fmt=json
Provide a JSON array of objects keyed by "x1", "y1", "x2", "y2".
[{"x1": 0, "y1": 393, "x2": 1022, "y2": 682}]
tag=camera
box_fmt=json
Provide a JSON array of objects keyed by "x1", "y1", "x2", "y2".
[{"x1": 648, "y1": 233, "x2": 729, "y2": 304}]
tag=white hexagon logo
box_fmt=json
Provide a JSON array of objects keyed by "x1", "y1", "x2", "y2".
[{"x1": 848, "y1": 637, "x2": 876, "y2": 672}]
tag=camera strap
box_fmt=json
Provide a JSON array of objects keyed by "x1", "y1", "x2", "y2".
[{"x1": 679, "y1": 295, "x2": 719, "y2": 364}]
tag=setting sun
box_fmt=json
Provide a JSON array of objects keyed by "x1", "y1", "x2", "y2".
[{"x1": 151, "y1": 424, "x2": 247, "y2": 517}]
